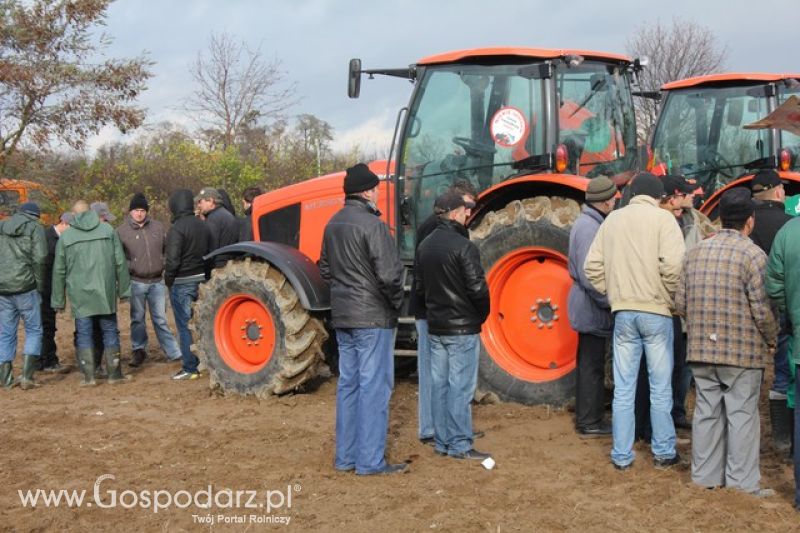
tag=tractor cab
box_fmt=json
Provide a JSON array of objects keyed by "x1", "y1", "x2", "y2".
[
  {"x1": 352, "y1": 48, "x2": 640, "y2": 260},
  {"x1": 650, "y1": 73, "x2": 800, "y2": 207}
]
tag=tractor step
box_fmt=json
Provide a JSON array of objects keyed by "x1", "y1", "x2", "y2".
[{"x1": 394, "y1": 349, "x2": 417, "y2": 357}]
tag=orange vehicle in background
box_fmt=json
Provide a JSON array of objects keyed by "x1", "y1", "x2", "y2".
[
  {"x1": 0, "y1": 179, "x2": 58, "y2": 225},
  {"x1": 192, "y1": 47, "x2": 648, "y2": 405},
  {"x1": 649, "y1": 73, "x2": 800, "y2": 216}
]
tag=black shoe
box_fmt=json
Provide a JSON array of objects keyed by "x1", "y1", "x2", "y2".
[
  {"x1": 473, "y1": 430, "x2": 485, "y2": 439},
  {"x1": 433, "y1": 449, "x2": 447, "y2": 457},
  {"x1": 451, "y1": 449, "x2": 491, "y2": 461},
  {"x1": 129, "y1": 349, "x2": 147, "y2": 368},
  {"x1": 673, "y1": 417, "x2": 692, "y2": 430},
  {"x1": 358, "y1": 463, "x2": 407, "y2": 475},
  {"x1": 613, "y1": 461, "x2": 633, "y2": 471},
  {"x1": 577, "y1": 422, "x2": 612, "y2": 438},
  {"x1": 419, "y1": 436, "x2": 435, "y2": 446},
  {"x1": 654, "y1": 452, "x2": 681, "y2": 470}
]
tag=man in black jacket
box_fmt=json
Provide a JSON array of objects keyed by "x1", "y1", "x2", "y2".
[
  {"x1": 38, "y1": 212, "x2": 72, "y2": 373},
  {"x1": 195, "y1": 187, "x2": 238, "y2": 268},
  {"x1": 319, "y1": 163, "x2": 405, "y2": 475},
  {"x1": 416, "y1": 190, "x2": 491, "y2": 460},
  {"x1": 165, "y1": 189, "x2": 211, "y2": 380},
  {"x1": 410, "y1": 180, "x2": 477, "y2": 445},
  {"x1": 750, "y1": 169, "x2": 794, "y2": 450},
  {"x1": 238, "y1": 186, "x2": 262, "y2": 242}
]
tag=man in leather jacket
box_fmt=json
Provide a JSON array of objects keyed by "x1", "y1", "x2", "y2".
[
  {"x1": 416, "y1": 190, "x2": 490, "y2": 460},
  {"x1": 319, "y1": 163, "x2": 405, "y2": 475}
]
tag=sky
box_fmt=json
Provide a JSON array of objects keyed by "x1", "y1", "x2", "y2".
[{"x1": 92, "y1": 0, "x2": 796, "y2": 155}]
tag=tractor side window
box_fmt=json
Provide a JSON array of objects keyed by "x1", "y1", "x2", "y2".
[
  {"x1": 0, "y1": 189, "x2": 20, "y2": 218},
  {"x1": 258, "y1": 203, "x2": 300, "y2": 248},
  {"x1": 779, "y1": 83, "x2": 800, "y2": 171},
  {"x1": 556, "y1": 62, "x2": 637, "y2": 178}
]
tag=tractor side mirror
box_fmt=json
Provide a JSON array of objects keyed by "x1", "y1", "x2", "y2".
[{"x1": 348, "y1": 58, "x2": 362, "y2": 99}]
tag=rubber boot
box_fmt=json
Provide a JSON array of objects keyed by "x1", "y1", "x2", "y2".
[
  {"x1": 94, "y1": 348, "x2": 106, "y2": 379},
  {"x1": 769, "y1": 393, "x2": 792, "y2": 453},
  {"x1": 105, "y1": 350, "x2": 131, "y2": 385},
  {"x1": 19, "y1": 355, "x2": 40, "y2": 390},
  {"x1": 0, "y1": 362, "x2": 14, "y2": 389},
  {"x1": 77, "y1": 348, "x2": 96, "y2": 387}
]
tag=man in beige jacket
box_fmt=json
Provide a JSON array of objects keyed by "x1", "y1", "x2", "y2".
[{"x1": 584, "y1": 173, "x2": 686, "y2": 470}]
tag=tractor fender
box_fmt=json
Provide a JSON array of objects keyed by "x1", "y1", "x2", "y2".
[
  {"x1": 471, "y1": 173, "x2": 589, "y2": 226},
  {"x1": 204, "y1": 242, "x2": 330, "y2": 311}
]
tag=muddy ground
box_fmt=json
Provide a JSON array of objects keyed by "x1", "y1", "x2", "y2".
[{"x1": 0, "y1": 304, "x2": 797, "y2": 532}]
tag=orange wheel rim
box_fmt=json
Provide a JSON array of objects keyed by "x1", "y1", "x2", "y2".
[
  {"x1": 214, "y1": 294, "x2": 277, "y2": 374},
  {"x1": 481, "y1": 247, "x2": 577, "y2": 382}
]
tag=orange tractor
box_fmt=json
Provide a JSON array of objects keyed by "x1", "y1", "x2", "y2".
[
  {"x1": 192, "y1": 47, "x2": 647, "y2": 405},
  {"x1": 649, "y1": 73, "x2": 800, "y2": 214},
  {"x1": 0, "y1": 178, "x2": 58, "y2": 225}
]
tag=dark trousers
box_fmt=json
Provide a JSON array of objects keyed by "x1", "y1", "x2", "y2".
[
  {"x1": 575, "y1": 332, "x2": 607, "y2": 429},
  {"x1": 671, "y1": 317, "x2": 689, "y2": 421},
  {"x1": 38, "y1": 290, "x2": 59, "y2": 369}
]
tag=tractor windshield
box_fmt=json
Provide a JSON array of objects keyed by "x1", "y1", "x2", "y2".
[
  {"x1": 400, "y1": 62, "x2": 547, "y2": 242},
  {"x1": 778, "y1": 82, "x2": 800, "y2": 172},
  {"x1": 397, "y1": 59, "x2": 636, "y2": 257},
  {"x1": 652, "y1": 84, "x2": 773, "y2": 195}
]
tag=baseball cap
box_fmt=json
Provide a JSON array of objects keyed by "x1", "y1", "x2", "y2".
[
  {"x1": 194, "y1": 187, "x2": 221, "y2": 203},
  {"x1": 433, "y1": 190, "x2": 468, "y2": 214},
  {"x1": 750, "y1": 170, "x2": 783, "y2": 192},
  {"x1": 661, "y1": 175, "x2": 696, "y2": 196}
]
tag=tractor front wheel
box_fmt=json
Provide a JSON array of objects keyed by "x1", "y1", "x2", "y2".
[
  {"x1": 190, "y1": 258, "x2": 328, "y2": 397},
  {"x1": 471, "y1": 196, "x2": 581, "y2": 406}
]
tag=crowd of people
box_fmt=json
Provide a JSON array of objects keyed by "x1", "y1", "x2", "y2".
[
  {"x1": 323, "y1": 164, "x2": 799, "y2": 511},
  {"x1": 0, "y1": 185, "x2": 262, "y2": 387},
  {"x1": 0, "y1": 162, "x2": 798, "y2": 508}
]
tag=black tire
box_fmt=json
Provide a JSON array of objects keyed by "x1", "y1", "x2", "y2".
[
  {"x1": 471, "y1": 196, "x2": 580, "y2": 406},
  {"x1": 190, "y1": 258, "x2": 327, "y2": 397}
]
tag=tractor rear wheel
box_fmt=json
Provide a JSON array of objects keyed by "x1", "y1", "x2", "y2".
[
  {"x1": 190, "y1": 258, "x2": 327, "y2": 397},
  {"x1": 471, "y1": 196, "x2": 581, "y2": 406}
]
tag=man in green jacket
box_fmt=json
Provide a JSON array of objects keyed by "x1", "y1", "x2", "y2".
[
  {"x1": 0, "y1": 202, "x2": 48, "y2": 389},
  {"x1": 51, "y1": 200, "x2": 131, "y2": 386},
  {"x1": 766, "y1": 216, "x2": 800, "y2": 511}
]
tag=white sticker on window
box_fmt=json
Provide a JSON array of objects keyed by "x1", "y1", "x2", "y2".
[{"x1": 490, "y1": 107, "x2": 528, "y2": 148}]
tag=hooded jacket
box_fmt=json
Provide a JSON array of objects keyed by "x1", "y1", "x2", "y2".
[
  {"x1": 117, "y1": 214, "x2": 167, "y2": 282},
  {"x1": 0, "y1": 212, "x2": 47, "y2": 295},
  {"x1": 51, "y1": 210, "x2": 131, "y2": 318},
  {"x1": 767, "y1": 217, "x2": 800, "y2": 366},
  {"x1": 165, "y1": 190, "x2": 211, "y2": 287}
]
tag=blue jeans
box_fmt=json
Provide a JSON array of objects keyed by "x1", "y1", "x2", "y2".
[
  {"x1": 0, "y1": 290, "x2": 42, "y2": 362},
  {"x1": 611, "y1": 311, "x2": 676, "y2": 466},
  {"x1": 416, "y1": 319, "x2": 434, "y2": 440},
  {"x1": 170, "y1": 282, "x2": 200, "y2": 374},
  {"x1": 74, "y1": 314, "x2": 120, "y2": 351},
  {"x1": 334, "y1": 328, "x2": 394, "y2": 474},
  {"x1": 429, "y1": 333, "x2": 480, "y2": 456},
  {"x1": 130, "y1": 280, "x2": 181, "y2": 359}
]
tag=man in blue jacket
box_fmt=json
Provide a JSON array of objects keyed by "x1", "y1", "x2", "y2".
[{"x1": 568, "y1": 177, "x2": 617, "y2": 437}]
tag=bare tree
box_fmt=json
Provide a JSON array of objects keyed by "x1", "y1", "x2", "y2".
[
  {"x1": 185, "y1": 32, "x2": 297, "y2": 149},
  {"x1": 626, "y1": 17, "x2": 728, "y2": 143},
  {"x1": 0, "y1": 0, "x2": 152, "y2": 169}
]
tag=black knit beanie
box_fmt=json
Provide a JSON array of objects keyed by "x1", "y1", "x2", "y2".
[
  {"x1": 343, "y1": 163, "x2": 379, "y2": 195},
  {"x1": 129, "y1": 192, "x2": 149, "y2": 211}
]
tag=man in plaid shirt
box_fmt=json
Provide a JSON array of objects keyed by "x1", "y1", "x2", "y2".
[{"x1": 676, "y1": 187, "x2": 778, "y2": 497}]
